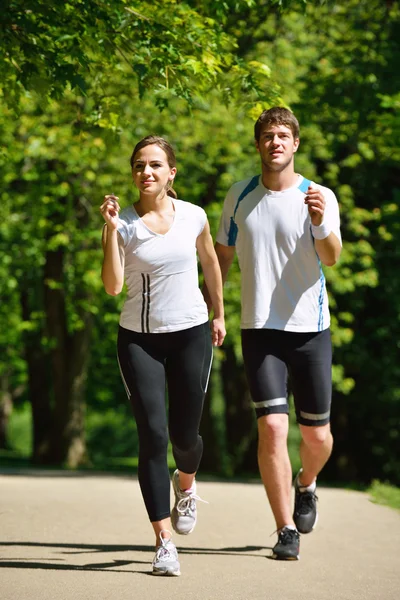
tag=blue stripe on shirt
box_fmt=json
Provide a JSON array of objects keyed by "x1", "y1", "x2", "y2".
[
  {"x1": 227, "y1": 176, "x2": 259, "y2": 245},
  {"x1": 317, "y1": 261, "x2": 326, "y2": 331}
]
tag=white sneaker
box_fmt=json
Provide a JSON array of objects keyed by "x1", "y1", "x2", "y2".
[
  {"x1": 171, "y1": 469, "x2": 208, "y2": 535},
  {"x1": 152, "y1": 531, "x2": 181, "y2": 576}
]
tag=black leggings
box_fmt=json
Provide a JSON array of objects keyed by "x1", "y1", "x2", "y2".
[{"x1": 117, "y1": 322, "x2": 213, "y2": 522}]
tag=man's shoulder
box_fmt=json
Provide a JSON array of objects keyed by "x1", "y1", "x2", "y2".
[
  {"x1": 305, "y1": 178, "x2": 337, "y2": 200},
  {"x1": 314, "y1": 182, "x2": 334, "y2": 194},
  {"x1": 228, "y1": 175, "x2": 260, "y2": 198}
]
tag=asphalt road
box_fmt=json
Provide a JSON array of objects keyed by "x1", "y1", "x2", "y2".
[{"x1": 1, "y1": 472, "x2": 399, "y2": 600}]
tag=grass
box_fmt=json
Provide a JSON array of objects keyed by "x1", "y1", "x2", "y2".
[
  {"x1": 6, "y1": 404, "x2": 32, "y2": 456},
  {"x1": 367, "y1": 480, "x2": 400, "y2": 511},
  {"x1": 0, "y1": 448, "x2": 32, "y2": 468},
  {"x1": 3, "y1": 403, "x2": 399, "y2": 511}
]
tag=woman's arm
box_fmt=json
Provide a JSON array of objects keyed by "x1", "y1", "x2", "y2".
[
  {"x1": 100, "y1": 195, "x2": 125, "y2": 295},
  {"x1": 196, "y1": 221, "x2": 226, "y2": 346}
]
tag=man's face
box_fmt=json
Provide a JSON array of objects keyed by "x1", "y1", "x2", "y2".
[{"x1": 255, "y1": 123, "x2": 299, "y2": 172}]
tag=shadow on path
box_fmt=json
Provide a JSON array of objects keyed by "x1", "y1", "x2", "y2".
[{"x1": 0, "y1": 541, "x2": 273, "y2": 573}]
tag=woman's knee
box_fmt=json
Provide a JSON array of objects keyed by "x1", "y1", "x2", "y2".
[
  {"x1": 139, "y1": 427, "x2": 169, "y2": 458},
  {"x1": 170, "y1": 433, "x2": 203, "y2": 473},
  {"x1": 170, "y1": 429, "x2": 201, "y2": 453}
]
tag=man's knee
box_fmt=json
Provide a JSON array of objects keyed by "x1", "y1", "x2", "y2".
[
  {"x1": 300, "y1": 423, "x2": 332, "y2": 447},
  {"x1": 258, "y1": 413, "x2": 289, "y2": 446}
]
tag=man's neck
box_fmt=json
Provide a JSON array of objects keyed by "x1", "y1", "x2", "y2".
[{"x1": 261, "y1": 168, "x2": 299, "y2": 192}]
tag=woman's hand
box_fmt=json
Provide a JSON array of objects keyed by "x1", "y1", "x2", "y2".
[
  {"x1": 210, "y1": 316, "x2": 226, "y2": 347},
  {"x1": 100, "y1": 194, "x2": 120, "y2": 230}
]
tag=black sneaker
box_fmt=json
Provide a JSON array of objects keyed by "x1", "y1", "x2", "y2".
[
  {"x1": 293, "y1": 475, "x2": 318, "y2": 534},
  {"x1": 272, "y1": 527, "x2": 300, "y2": 560}
]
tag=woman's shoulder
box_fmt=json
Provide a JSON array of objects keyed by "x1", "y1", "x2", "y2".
[
  {"x1": 174, "y1": 199, "x2": 206, "y2": 219},
  {"x1": 117, "y1": 205, "x2": 139, "y2": 244},
  {"x1": 119, "y1": 205, "x2": 139, "y2": 225}
]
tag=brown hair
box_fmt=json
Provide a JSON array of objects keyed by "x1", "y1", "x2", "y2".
[
  {"x1": 130, "y1": 135, "x2": 177, "y2": 198},
  {"x1": 254, "y1": 107, "x2": 300, "y2": 142}
]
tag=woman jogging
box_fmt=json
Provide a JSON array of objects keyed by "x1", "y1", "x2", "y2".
[{"x1": 100, "y1": 135, "x2": 225, "y2": 577}]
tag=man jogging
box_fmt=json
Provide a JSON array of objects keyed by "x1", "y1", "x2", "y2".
[{"x1": 213, "y1": 107, "x2": 342, "y2": 560}]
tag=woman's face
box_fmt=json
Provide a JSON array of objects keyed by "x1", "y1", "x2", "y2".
[{"x1": 131, "y1": 144, "x2": 176, "y2": 196}]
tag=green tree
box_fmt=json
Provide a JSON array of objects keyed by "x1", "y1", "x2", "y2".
[
  {"x1": 1, "y1": 0, "x2": 303, "y2": 116},
  {"x1": 0, "y1": 0, "x2": 309, "y2": 467},
  {"x1": 263, "y1": 0, "x2": 400, "y2": 483},
  {"x1": 4, "y1": 0, "x2": 399, "y2": 485}
]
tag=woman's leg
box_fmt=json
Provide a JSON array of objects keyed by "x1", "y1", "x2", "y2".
[
  {"x1": 164, "y1": 323, "x2": 212, "y2": 536},
  {"x1": 117, "y1": 326, "x2": 172, "y2": 544},
  {"x1": 166, "y1": 322, "x2": 213, "y2": 480}
]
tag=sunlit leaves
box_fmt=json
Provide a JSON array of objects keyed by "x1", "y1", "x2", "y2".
[{"x1": 0, "y1": 0, "x2": 298, "y2": 121}]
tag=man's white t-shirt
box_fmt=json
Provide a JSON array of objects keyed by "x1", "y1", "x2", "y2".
[
  {"x1": 117, "y1": 199, "x2": 209, "y2": 333},
  {"x1": 216, "y1": 175, "x2": 342, "y2": 332}
]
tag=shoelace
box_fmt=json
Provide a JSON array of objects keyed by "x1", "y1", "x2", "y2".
[
  {"x1": 296, "y1": 490, "x2": 318, "y2": 514},
  {"x1": 155, "y1": 543, "x2": 173, "y2": 562},
  {"x1": 176, "y1": 492, "x2": 208, "y2": 515},
  {"x1": 270, "y1": 527, "x2": 299, "y2": 543},
  {"x1": 155, "y1": 530, "x2": 176, "y2": 562},
  {"x1": 278, "y1": 528, "x2": 299, "y2": 546}
]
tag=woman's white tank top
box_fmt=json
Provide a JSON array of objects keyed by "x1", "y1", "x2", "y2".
[{"x1": 117, "y1": 199, "x2": 209, "y2": 333}]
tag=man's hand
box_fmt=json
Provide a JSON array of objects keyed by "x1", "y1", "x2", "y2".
[{"x1": 305, "y1": 186, "x2": 325, "y2": 226}]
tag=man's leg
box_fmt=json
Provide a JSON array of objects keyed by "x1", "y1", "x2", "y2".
[
  {"x1": 299, "y1": 423, "x2": 333, "y2": 487},
  {"x1": 242, "y1": 329, "x2": 300, "y2": 560},
  {"x1": 258, "y1": 413, "x2": 300, "y2": 559},
  {"x1": 291, "y1": 424, "x2": 332, "y2": 534},
  {"x1": 257, "y1": 413, "x2": 294, "y2": 530},
  {"x1": 289, "y1": 328, "x2": 333, "y2": 533}
]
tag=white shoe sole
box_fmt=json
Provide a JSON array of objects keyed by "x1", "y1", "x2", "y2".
[
  {"x1": 171, "y1": 509, "x2": 197, "y2": 535},
  {"x1": 152, "y1": 568, "x2": 181, "y2": 576}
]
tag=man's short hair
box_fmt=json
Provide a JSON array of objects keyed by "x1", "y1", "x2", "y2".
[{"x1": 254, "y1": 107, "x2": 300, "y2": 142}]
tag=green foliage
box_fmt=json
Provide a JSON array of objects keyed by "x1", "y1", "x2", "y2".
[
  {"x1": 0, "y1": 0, "x2": 301, "y2": 120},
  {"x1": 7, "y1": 404, "x2": 32, "y2": 456},
  {"x1": 1, "y1": 0, "x2": 400, "y2": 483},
  {"x1": 86, "y1": 408, "x2": 138, "y2": 464},
  {"x1": 368, "y1": 480, "x2": 400, "y2": 511}
]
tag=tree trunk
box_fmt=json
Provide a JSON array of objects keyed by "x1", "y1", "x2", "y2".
[
  {"x1": 20, "y1": 288, "x2": 53, "y2": 463},
  {"x1": 221, "y1": 344, "x2": 258, "y2": 475},
  {"x1": 325, "y1": 391, "x2": 359, "y2": 482},
  {"x1": 199, "y1": 363, "x2": 225, "y2": 474},
  {"x1": 43, "y1": 247, "x2": 90, "y2": 467}
]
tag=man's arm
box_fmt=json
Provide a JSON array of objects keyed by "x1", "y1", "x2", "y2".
[
  {"x1": 305, "y1": 186, "x2": 342, "y2": 267},
  {"x1": 202, "y1": 242, "x2": 236, "y2": 312},
  {"x1": 314, "y1": 233, "x2": 341, "y2": 267},
  {"x1": 215, "y1": 242, "x2": 236, "y2": 283}
]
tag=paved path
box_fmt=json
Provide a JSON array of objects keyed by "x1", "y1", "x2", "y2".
[{"x1": 0, "y1": 472, "x2": 399, "y2": 600}]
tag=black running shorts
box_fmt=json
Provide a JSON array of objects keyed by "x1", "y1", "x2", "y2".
[{"x1": 241, "y1": 328, "x2": 332, "y2": 426}]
